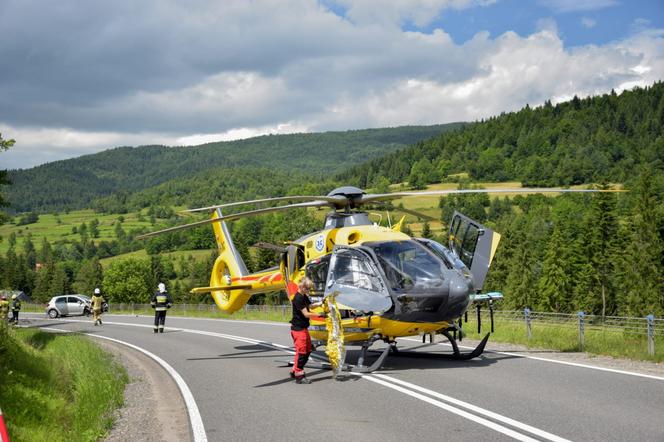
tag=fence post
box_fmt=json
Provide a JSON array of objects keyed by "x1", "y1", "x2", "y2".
[
  {"x1": 524, "y1": 308, "x2": 532, "y2": 339},
  {"x1": 577, "y1": 311, "x2": 585, "y2": 352},
  {"x1": 647, "y1": 314, "x2": 655, "y2": 357}
]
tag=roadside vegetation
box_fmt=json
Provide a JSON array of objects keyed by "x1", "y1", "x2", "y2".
[{"x1": 0, "y1": 323, "x2": 128, "y2": 442}]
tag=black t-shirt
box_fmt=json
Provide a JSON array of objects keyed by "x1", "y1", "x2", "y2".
[{"x1": 290, "y1": 292, "x2": 311, "y2": 331}]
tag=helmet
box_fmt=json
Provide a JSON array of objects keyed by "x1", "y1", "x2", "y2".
[
  {"x1": 94, "y1": 288, "x2": 101, "y2": 294},
  {"x1": 158, "y1": 283, "x2": 166, "y2": 293},
  {"x1": 11, "y1": 294, "x2": 17, "y2": 299}
]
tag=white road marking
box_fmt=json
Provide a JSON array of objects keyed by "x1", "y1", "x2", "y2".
[
  {"x1": 357, "y1": 374, "x2": 541, "y2": 442},
  {"x1": 402, "y1": 337, "x2": 664, "y2": 381},
  {"x1": 43, "y1": 327, "x2": 208, "y2": 442},
  {"x1": 38, "y1": 318, "x2": 568, "y2": 441},
  {"x1": 370, "y1": 373, "x2": 570, "y2": 442}
]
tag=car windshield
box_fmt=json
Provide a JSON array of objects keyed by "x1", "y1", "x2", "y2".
[
  {"x1": 364, "y1": 240, "x2": 445, "y2": 292},
  {"x1": 79, "y1": 295, "x2": 91, "y2": 301}
]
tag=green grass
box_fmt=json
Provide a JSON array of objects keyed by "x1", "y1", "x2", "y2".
[
  {"x1": 0, "y1": 209, "x2": 156, "y2": 255},
  {"x1": 0, "y1": 323, "x2": 128, "y2": 442}
]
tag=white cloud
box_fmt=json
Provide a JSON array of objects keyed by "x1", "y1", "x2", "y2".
[
  {"x1": 581, "y1": 17, "x2": 597, "y2": 28},
  {"x1": 0, "y1": 0, "x2": 663, "y2": 169},
  {"x1": 538, "y1": 0, "x2": 617, "y2": 13},
  {"x1": 310, "y1": 26, "x2": 663, "y2": 128}
]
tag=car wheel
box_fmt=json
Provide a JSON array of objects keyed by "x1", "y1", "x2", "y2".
[{"x1": 48, "y1": 309, "x2": 59, "y2": 319}]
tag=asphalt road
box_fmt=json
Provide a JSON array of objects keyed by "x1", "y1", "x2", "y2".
[{"x1": 21, "y1": 313, "x2": 664, "y2": 442}]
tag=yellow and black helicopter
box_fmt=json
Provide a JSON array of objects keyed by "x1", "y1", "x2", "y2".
[{"x1": 139, "y1": 185, "x2": 611, "y2": 372}]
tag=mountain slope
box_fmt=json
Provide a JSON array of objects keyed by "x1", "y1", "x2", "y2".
[{"x1": 7, "y1": 124, "x2": 461, "y2": 213}]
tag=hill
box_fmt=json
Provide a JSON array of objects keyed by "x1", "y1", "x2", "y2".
[
  {"x1": 340, "y1": 83, "x2": 664, "y2": 188},
  {"x1": 6, "y1": 124, "x2": 461, "y2": 213}
]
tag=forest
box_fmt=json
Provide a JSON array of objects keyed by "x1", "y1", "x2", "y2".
[{"x1": 0, "y1": 84, "x2": 662, "y2": 317}]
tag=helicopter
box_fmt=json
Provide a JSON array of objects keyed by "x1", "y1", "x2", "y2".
[{"x1": 138, "y1": 185, "x2": 616, "y2": 372}]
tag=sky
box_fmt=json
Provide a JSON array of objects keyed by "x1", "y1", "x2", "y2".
[{"x1": 0, "y1": 0, "x2": 663, "y2": 169}]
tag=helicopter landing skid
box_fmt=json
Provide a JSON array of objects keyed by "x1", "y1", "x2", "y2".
[
  {"x1": 278, "y1": 344, "x2": 392, "y2": 374},
  {"x1": 391, "y1": 332, "x2": 491, "y2": 360},
  {"x1": 344, "y1": 344, "x2": 391, "y2": 373}
]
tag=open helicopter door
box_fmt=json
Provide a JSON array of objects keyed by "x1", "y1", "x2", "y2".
[
  {"x1": 324, "y1": 246, "x2": 392, "y2": 313},
  {"x1": 448, "y1": 211, "x2": 501, "y2": 291}
]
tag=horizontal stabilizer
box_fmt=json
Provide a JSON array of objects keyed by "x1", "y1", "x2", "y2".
[
  {"x1": 469, "y1": 292, "x2": 504, "y2": 302},
  {"x1": 190, "y1": 284, "x2": 253, "y2": 294}
]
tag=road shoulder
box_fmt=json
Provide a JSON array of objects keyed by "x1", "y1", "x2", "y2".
[{"x1": 95, "y1": 339, "x2": 192, "y2": 442}]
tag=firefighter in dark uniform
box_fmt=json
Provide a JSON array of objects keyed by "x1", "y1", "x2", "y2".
[
  {"x1": 151, "y1": 282, "x2": 173, "y2": 333},
  {"x1": 10, "y1": 294, "x2": 21, "y2": 325},
  {"x1": 289, "y1": 277, "x2": 324, "y2": 384}
]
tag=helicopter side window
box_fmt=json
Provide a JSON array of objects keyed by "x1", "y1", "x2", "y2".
[
  {"x1": 460, "y1": 224, "x2": 479, "y2": 266},
  {"x1": 325, "y1": 247, "x2": 392, "y2": 314},
  {"x1": 449, "y1": 217, "x2": 480, "y2": 268},
  {"x1": 334, "y1": 254, "x2": 382, "y2": 292},
  {"x1": 305, "y1": 255, "x2": 330, "y2": 295}
]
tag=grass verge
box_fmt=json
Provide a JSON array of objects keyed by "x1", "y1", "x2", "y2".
[
  {"x1": 0, "y1": 323, "x2": 128, "y2": 442},
  {"x1": 460, "y1": 316, "x2": 664, "y2": 363}
]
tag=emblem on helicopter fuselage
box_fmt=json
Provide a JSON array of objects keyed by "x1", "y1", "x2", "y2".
[{"x1": 315, "y1": 234, "x2": 325, "y2": 252}]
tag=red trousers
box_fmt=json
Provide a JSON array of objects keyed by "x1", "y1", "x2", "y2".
[{"x1": 291, "y1": 328, "x2": 312, "y2": 376}]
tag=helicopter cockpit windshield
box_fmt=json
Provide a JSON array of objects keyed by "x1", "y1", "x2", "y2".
[{"x1": 363, "y1": 240, "x2": 447, "y2": 294}]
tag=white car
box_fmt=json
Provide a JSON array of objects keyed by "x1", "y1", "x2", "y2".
[{"x1": 45, "y1": 295, "x2": 92, "y2": 318}]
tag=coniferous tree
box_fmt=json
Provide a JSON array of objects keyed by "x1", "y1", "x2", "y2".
[
  {"x1": 616, "y1": 169, "x2": 664, "y2": 315},
  {"x1": 537, "y1": 223, "x2": 573, "y2": 312},
  {"x1": 73, "y1": 257, "x2": 104, "y2": 296},
  {"x1": 579, "y1": 190, "x2": 619, "y2": 317}
]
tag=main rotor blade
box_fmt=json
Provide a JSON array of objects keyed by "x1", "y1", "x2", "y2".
[
  {"x1": 359, "y1": 187, "x2": 624, "y2": 205},
  {"x1": 184, "y1": 195, "x2": 346, "y2": 213},
  {"x1": 136, "y1": 200, "x2": 330, "y2": 239},
  {"x1": 375, "y1": 204, "x2": 436, "y2": 221}
]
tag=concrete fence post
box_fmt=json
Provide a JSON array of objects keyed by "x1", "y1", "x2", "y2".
[
  {"x1": 577, "y1": 311, "x2": 585, "y2": 352},
  {"x1": 524, "y1": 308, "x2": 532, "y2": 339},
  {"x1": 647, "y1": 314, "x2": 655, "y2": 356}
]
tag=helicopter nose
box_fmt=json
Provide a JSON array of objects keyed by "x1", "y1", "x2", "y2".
[{"x1": 447, "y1": 274, "x2": 471, "y2": 318}]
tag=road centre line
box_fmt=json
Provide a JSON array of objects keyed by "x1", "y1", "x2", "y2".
[
  {"x1": 370, "y1": 373, "x2": 570, "y2": 442},
  {"x1": 401, "y1": 336, "x2": 664, "y2": 381},
  {"x1": 40, "y1": 318, "x2": 568, "y2": 441},
  {"x1": 43, "y1": 327, "x2": 207, "y2": 442},
  {"x1": 357, "y1": 374, "x2": 542, "y2": 442}
]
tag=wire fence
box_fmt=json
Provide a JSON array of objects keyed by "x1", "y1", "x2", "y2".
[{"x1": 472, "y1": 308, "x2": 663, "y2": 356}]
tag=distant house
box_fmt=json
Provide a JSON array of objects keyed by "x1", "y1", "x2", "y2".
[{"x1": 0, "y1": 290, "x2": 31, "y2": 302}]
